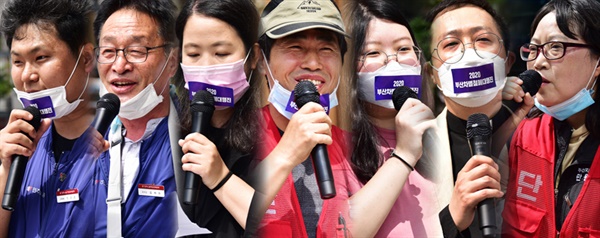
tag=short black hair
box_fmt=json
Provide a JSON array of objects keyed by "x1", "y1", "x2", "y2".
[
  {"x1": 530, "y1": 0, "x2": 600, "y2": 139},
  {"x1": 94, "y1": 0, "x2": 177, "y2": 47},
  {"x1": 0, "y1": 0, "x2": 93, "y2": 56},
  {"x1": 426, "y1": 0, "x2": 510, "y2": 50}
]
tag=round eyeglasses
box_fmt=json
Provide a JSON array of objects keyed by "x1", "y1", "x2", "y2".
[
  {"x1": 359, "y1": 45, "x2": 422, "y2": 72},
  {"x1": 432, "y1": 32, "x2": 504, "y2": 64}
]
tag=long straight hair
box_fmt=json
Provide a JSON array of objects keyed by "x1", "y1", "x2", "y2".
[
  {"x1": 346, "y1": 0, "x2": 430, "y2": 184},
  {"x1": 174, "y1": 0, "x2": 261, "y2": 153}
]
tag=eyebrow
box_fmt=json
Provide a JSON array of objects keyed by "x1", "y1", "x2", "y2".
[
  {"x1": 365, "y1": 36, "x2": 413, "y2": 46},
  {"x1": 101, "y1": 34, "x2": 149, "y2": 45},
  {"x1": 184, "y1": 41, "x2": 235, "y2": 49},
  {"x1": 443, "y1": 26, "x2": 495, "y2": 38},
  {"x1": 11, "y1": 45, "x2": 43, "y2": 56}
]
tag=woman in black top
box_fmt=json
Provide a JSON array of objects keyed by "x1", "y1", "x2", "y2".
[{"x1": 174, "y1": 0, "x2": 261, "y2": 237}]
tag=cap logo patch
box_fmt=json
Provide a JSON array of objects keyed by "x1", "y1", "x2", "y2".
[{"x1": 298, "y1": 0, "x2": 321, "y2": 13}]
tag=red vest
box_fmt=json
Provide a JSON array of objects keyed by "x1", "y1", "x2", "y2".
[
  {"x1": 256, "y1": 107, "x2": 353, "y2": 238},
  {"x1": 502, "y1": 115, "x2": 600, "y2": 237}
]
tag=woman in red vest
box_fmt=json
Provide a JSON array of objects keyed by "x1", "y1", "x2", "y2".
[{"x1": 501, "y1": 0, "x2": 600, "y2": 237}]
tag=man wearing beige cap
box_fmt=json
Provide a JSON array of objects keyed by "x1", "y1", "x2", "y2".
[{"x1": 248, "y1": 0, "x2": 352, "y2": 237}]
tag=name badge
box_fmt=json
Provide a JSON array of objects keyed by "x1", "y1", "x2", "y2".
[
  {"x1": 56, "y1": 189, "x2": 80, "y2": 203},
  {"x1": 138, "y1": 184, "x2": 165, "y2": 198}
]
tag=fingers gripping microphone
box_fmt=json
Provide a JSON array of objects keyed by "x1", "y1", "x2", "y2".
[
  {"x1": 294, "y1": 81, "x2": 336, "y2": 199},
  {"x1": 392, "y1": 86, "x2": 418, "y2": 111},
  {"x1": 466, "y1": 113, "x2": 496, "y2": 237},
  {"x1": 91, "y1": 93, "x2": 120, "y2": 135},
  {"x1": 184, "y1": 90, "x2": 215, "y2": 205},
  {"x1": 503, "y1": 70, "x2": 542, "y2": 112},
  {"x1": 2, "y1": 106, "x2": 42, "y2": 211}
]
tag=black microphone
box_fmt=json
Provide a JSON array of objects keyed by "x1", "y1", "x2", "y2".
[
  {"x1": 503, "y1": 70, "x2": 542, "y2": 113},
  {"x1": 466, "y1": 113, "x2": 496, "y2": 237},
  {"x1": 2, "y1": 106, "x2": 42, "y2": 211},
  {"x1": 91, "y1": 93, "x2": 120, "y2": 136},
  {"x1": 392, "y1": 86, "x2": 418, "y2": 111},
  {"x1": 183, "y1": 90, "x2": 215, "y2": 205},
  {"x1": 294, "y1": 81, "x2": 336, "y2": 199}
]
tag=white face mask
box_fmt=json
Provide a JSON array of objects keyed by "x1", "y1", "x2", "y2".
[
  {"x1": 262, "y1": 50, "x2": 339, "y2": 120},
  {"x1": 14, "y1": 47, "x2": 87, "y2": 119},
  {"x1": 433, "y1": 49, "x2": 507, "y2": 108},
  {"x1": 534, "y1": 58, "x2": 599, "y2": 121},
  {"x1": 357, "y1": 61, "x2": 422, "y2": 109},
  {"x1": 100, "y1": 50, "x2": 171, "y2": 120},
  {"x1": 180, "y1": 52, "x2": 251, "y2": 110}
]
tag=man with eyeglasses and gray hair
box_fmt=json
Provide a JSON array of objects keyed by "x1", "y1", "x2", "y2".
[
  {"x1": 90, "y1": 0, "x2": 185, "y2": 237},
  {"x1": 424, "y1": 0, "x2": 534, "y2": 237}
]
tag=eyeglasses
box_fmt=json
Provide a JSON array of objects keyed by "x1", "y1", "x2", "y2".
[
  {"x1": 519, "y1": 41, "x2": 592, "y2": 62},
  {"x1": 95, "y1": 44, "x2": 169, "y2": 64},
  {"x1": 359, "y1": 45, "x2": 422, "y2": 72},
  {"x1": 432, "y1": 32, "x2": 504, "y2": 64}
]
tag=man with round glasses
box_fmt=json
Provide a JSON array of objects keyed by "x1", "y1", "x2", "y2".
[
  {"x1": 90, "y1": 0, "x2": 183, "y2": 237},
  {"x1": 425, "y1": 0, "x2": 523, "y2": 237}
]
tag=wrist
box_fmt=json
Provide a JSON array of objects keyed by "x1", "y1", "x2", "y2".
[
  {"x1": 391, "y1": 149, "x2": 417, "y2": 168},
  {"x1": 448, "y1": 203, "x2": 469, "y2": 231}
]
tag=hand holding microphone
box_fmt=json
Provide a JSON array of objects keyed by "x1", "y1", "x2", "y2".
[
  {"x1": 466, "y1": 113, "x2": 499, "y2": 237},
  {"x1": 293, "y1": 81, "x2": 336, "y2": 199},
  {"x1": 183, "y1": 90, "x2": 215, "y2": 205},
  {"x1": 447, "y1": 113, "x2": 502, "y2": 236},
  {"x1": 1, "y1": 106, "x2": 44, "y2": 211},
  {"x1": 390, "y1": 86, "x2": 435, "y2": 167},
  {"x1": 88, "y1": 93, "x2": 120, "y2": 157},
  {"x1": 494, "y1": 70, "x2": 541, "y2": 157},
  {"x1": 502, "y1": 70, "x2": 541, "y2": 112}
]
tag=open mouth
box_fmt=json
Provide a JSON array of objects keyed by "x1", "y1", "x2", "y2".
[{"x1": 297, "y1": 79, "x2": 324, "y2": 90}]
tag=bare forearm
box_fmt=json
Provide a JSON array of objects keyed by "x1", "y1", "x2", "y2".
[
  {"x1": 213, "y1": 175, "x2": 254, "y2": 228},
  {"x1": 348, "y1": 158, "x2": 412, "y2": 237}
]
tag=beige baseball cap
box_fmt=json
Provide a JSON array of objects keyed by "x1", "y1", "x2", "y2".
[{"x1": 259, "y1": 0, "x2": 347, "y2": 39}]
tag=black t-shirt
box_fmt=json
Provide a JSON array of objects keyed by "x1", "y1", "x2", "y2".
[
  {"x1": 189, "y1": 126, "x2": 253, "y2": 238},
  {"x1": 51, "y1": 125, "x2": 77, "y2": 162},
  {"x1": 441, "y1": 107, "x2": 510, "y2": 238}
]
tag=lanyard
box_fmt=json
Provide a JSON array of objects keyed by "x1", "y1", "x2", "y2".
[{"x1": 106, "y1": 122, "x2": 124, "y2": 238}]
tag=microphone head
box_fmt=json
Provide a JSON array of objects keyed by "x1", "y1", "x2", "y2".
[
  {"x1": 466, "y1": 113, "x2": 492, "y2": 140},
  {"x1": 191, "y1": 90, "x2": 215, "y2": 113},
  {"x1": 392, "y1": 86, "x2": 418, "y2": 111},
  {"x1": 23, "y1": 106, "x2": 42, "y2": 131},
  {"x1": 97, "y1": 93, "x2": 120, "y2": 116},
  {"x1": 519, "y1": 70, "x2": 542, "y2": 96},
  {"x1": 294, "y1": 81, "x2": 320, "y2": 108}
]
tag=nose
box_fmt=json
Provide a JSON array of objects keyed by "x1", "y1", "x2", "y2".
[
  {"x1": 111, "y1": 50, "x2": 132, "y2": 74},
  {"x1": 301, "y1": 50, "x2": 323, "y2": 71},
  {"x1": 531, "y1": 48, "x2": 547, "y2": 71},
  {"x1": 21, "y1": 62, "x2": 40, "y2": 84}
]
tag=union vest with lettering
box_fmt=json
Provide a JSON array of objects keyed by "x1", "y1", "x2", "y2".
[
  {"x1": 502, "y1": 114, "x2": 600, "y2": 237},
  {"x1": 255, "y1": 106, "x2": 352, "y2": 238}
]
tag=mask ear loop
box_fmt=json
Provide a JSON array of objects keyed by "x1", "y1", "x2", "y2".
[
  {"x1": 246, "y1": 70, "x2": 254, "y2": 85},
  {"x1": 64, "y1": 46, "x2": 85, "y2": 88},
  {"x1": 261, "y1": 50, "x2": 277, "y2": 90},
  {"x1": 586, "y1": 58, "x2": 600, "y2": 96},
  {"x1": 154, "y1": 49, "x2": 173, "y2": 96},
  {"x1": 75, "y1": 73, "x2": 90, "y2": 101},
  {"x1": 243, "y1": 50, "x2": 254, "y2": 85}
]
